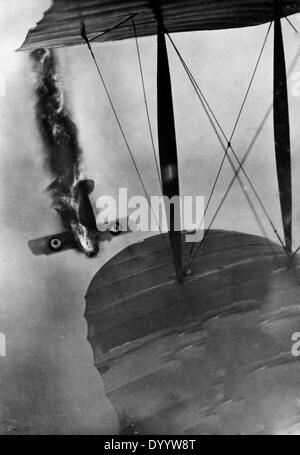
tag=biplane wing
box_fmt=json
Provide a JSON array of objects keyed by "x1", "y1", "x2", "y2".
[
  {"x1": 19, "y1": 0, "x2": 300, "y2": 51},
  {"x1": 28, "y1": 218, "x2": 133, "y2": 256},
  {"x1": 28, "y1": 231, "x2": 77, "y2": 256}
]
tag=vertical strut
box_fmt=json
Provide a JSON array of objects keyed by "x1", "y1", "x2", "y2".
[
  {"x1": 157, "y1": 26, "x2": 183, "y2": 282},
  {"x1": 273, "y1": 17, "x2": 292, "y2": 254}
]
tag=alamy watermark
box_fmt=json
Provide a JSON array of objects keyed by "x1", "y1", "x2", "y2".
[{"x1": 95, "y1": 188, "x2": 205, "y2": 242}]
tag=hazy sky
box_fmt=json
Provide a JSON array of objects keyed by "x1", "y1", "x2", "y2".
[{"x1": 0, "y1": 1, "x2": 300, "y2": 434}]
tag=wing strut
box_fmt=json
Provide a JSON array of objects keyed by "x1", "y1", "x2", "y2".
[
  {"x1": 157, "y1": 26, "x2": 183, "y2": 282},
  {"x1": 273, "y1": 17, "x2": 292, "y2": 254}
]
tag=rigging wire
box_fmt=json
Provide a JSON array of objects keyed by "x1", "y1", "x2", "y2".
[
  {"x1": 165, "y1": 24, "x2": 285, "y2": 265},
  {"x1": 181, "y1": 23, "x2": 271, "y2": 248},
  {"x1": 292, "y1": 245, "x2": 300, "y2": 258},
  {"x1": 173, "y1": 55, "x2": 269, "y2": 267},
  {"x1": 187, "y1": 46, "x2": 300, "y2": 265},
  {"x1": 81, "y1": 22, "x2": 174, "y2": 265},
  {"x1": 285, "y1": 16, "x2": 298, "y2": 33},
  {"x1": 131, "y1": 18, "x2": 163, "y2": 192},
  {"x1": 188, "y1": 165, "x2": 278, "y2": 270},
  {"x1": 183, "y1": 76, "x2": 271, "y2": 268},
  {"x1": 192, "y1": 47, "x2": 300, "y2": 261},
  {"x1": 228, "y1": 21, "x2": 273, "y2": 142},
  {"x1": 89, "y1": 14, "x2": 138, "y2": 42},
  {"x1": 167, "y1": 23, "x2": 272, "y2": 230},
  {"x1": 165, "y1": 23, "x2": 283, "y2": 268}
]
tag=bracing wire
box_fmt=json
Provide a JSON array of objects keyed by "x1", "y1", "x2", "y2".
[
  {"x1": 131, "y1": 18, "x2": 163, "y2": 192},
  {"x1": 174, "y1": 58, "x2": 270, "y2": 269},
  {"x1": 285, "y1": 16, "x2": 298, "y2": 33},
  {"x1": 188, "y1": 46, "x2": 300, "y2": 263},
  {"x1": 89, "y1": 14, "x2": 138, "y2": 43},
  {"x1": 165, "y1": 23, "x2": 285, "y2": 268},
  {"x1": 81, "y1": 23, "x2": 175, "y2": 265}
]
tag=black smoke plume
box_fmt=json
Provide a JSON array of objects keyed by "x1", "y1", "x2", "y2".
[{"x1": 30, "y1": 48, "x2": 99, "y2": 257}]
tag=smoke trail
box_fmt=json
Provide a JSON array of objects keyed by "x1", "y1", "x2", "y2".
[{"x1": 30, "y1": 48, "x2": 99, "y2": 257}]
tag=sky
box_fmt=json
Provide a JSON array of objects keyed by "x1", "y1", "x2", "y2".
[{"x1": 0, "y1": 0, "x2": 300, "y2": 434}]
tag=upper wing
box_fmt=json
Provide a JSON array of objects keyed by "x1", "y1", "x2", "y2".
[{"x1": 19, "y1": 0, "x2": 300, "y2": 51}]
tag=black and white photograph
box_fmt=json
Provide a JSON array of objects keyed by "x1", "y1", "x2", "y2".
[{"x1": 1, "y1": 0, "x2": 300, "y2": 438}]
